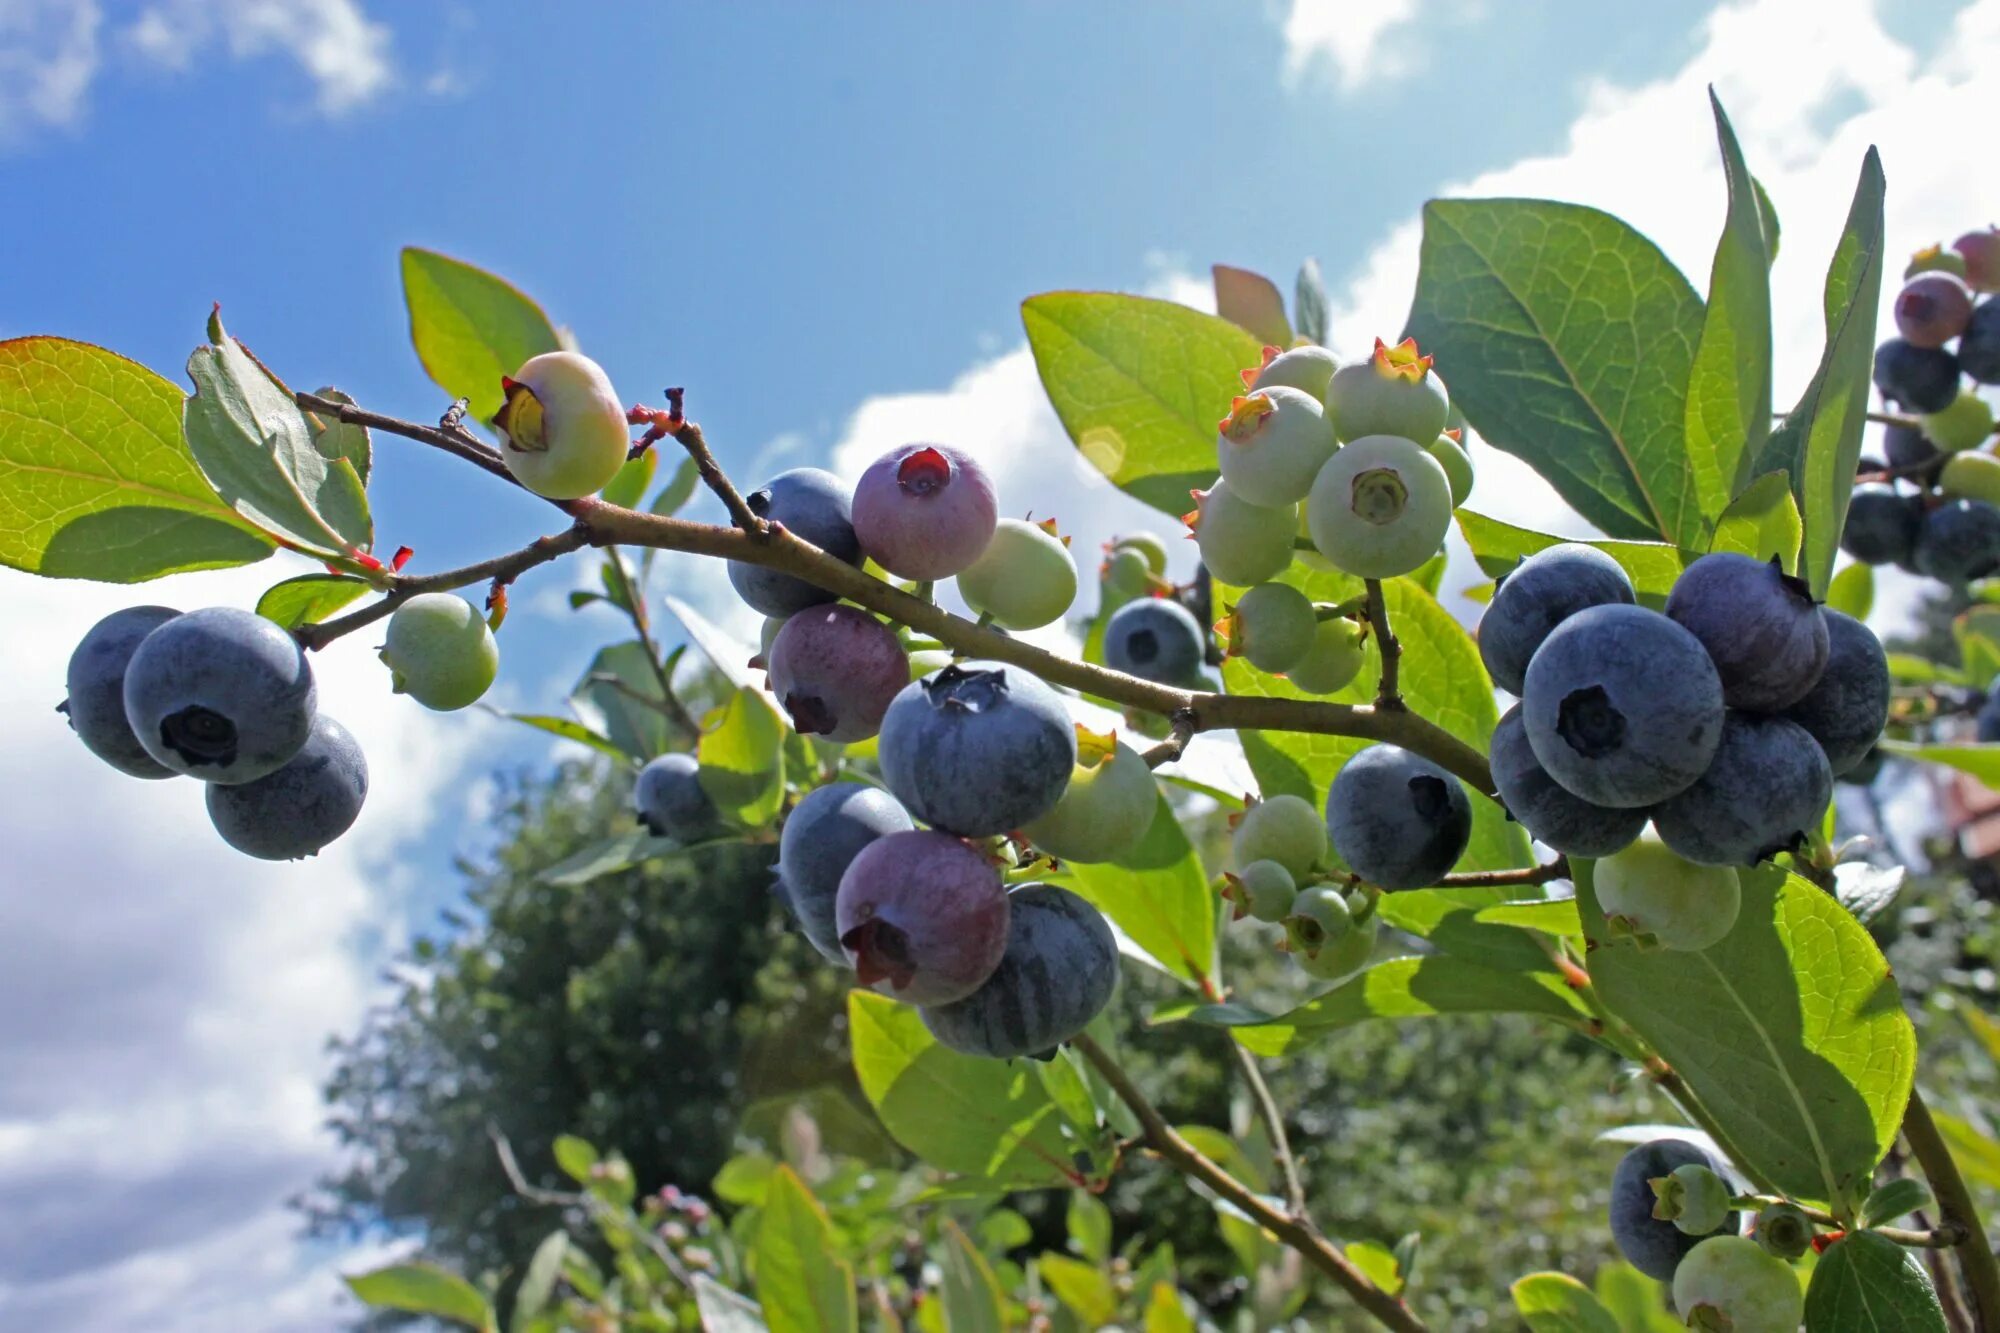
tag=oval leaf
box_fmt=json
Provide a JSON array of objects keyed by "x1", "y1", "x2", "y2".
[
  {"x1": 255, "y1": 572, "x2": 372, "y2": 629},
  {"x1": 1686, "y1": 91, "x2": 1773, "y2": 512},
  {"x1": 1879, "y1": 741, "x2": 2000, "y2": 785},
  {"x1": 401, "y1": 248, "x2": 561, "y2": 426},
  {"x1": 1511, "y1": 1272, "x2": 1621, "y2": 1332},
  {"x1": 1059, "y1": 791, "x2": 1214, "y2": 989},
  {"x1": 1295, "y1": 258, "x2": 1330, "y2": 347},
  {"x1": 755, "y1": 1166, "x2": 857, "y2": 1333},
  {"x1": 1022, "y1": 292, "x2": 1261, "y2": 516},
  {"x1": 694, "y1": 1275, "x2": 770, "y2": 1332},
  {"x1": 1826, "y1": 561, "x2": 1874, "y2": 619},
  {"x1": 1709, "y1": 470, "x2": 1801, "y2": 568},
  {"x1": 697, "y1": 687, "x2": 786, "y2": 827},
  {"x1": 1456, "y1": 510, "x2": 1691, "y2": 604},
  {"x1": 344, "y1": 1263, "x2": 493, "y2": 1331},
  {"x1": 1580, "y1": 864, "x2": 1916, "y2": 1211},
  {"x1": 1406, "y1": 198, "x2": 1707, "y2": 547},
  {"x1": 938, "y1": 1218, "x2": 1007, "y2": 1333},
  {"x1": 1805, "y1": 1230, "x2": 1946, "y2": 1332},
  {"x1": 1212, "y1": 264, "x2": 1291, "y2": 347},
  {"x1": 0, "y1": 337, "x2": 273, "y2": 581}
]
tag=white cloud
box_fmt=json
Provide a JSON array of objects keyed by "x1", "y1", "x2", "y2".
[
  {"x1": 0, "y1": 559, "x2": 497, "y2": 1329},
  {"x1": 1281, "y1": 0, "x2": 1477, "y2": 90},
  {"x1": 122, "y1": 0, "x2": 393, "y2": 114},
  {"x1": 0, "y1": 0, "x2": 102, "y2": 142}
]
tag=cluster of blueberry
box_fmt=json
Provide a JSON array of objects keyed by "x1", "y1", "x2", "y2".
[
  {"x1": 1606, "y1": 1138, "x2": 1806, "y2": 1332},
  {"x1": 1847, "y1": 228, "x2": 2000, "y2": 580},
  {"x1": 1478, "y1": 544, "x2": 1889, "y2": 913},
  {"x1": 62, "y1": 591, "x2": 497, "y2": 860}
]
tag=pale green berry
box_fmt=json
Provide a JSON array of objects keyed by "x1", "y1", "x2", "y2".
[
  {"x1": 1594, "y1": 836, "x2": 1742, "y2": 951},
  {"x1": 1306, "y1": 434, "x2": 1454, "y2": 579},
  {"x1": 1906, "y1": 243, "x2": 1969, "y2": 281},
  {"x1": 1671, "y1": 1236, "x2": 1803, "y2": 1333},
  {"x1": 907, "y1": 648, "x2": 954, "y2": 681},
  {"x1": 1245, "y1": 344, "x2": 1338, "y2": 402},
  {"x1": 1228, "y1": 859, "x2": 1297, "y2": 922},
  {"x1": 494, "y1": 351, "x2": 631, "y2": 499},
  {"x1": 1285, "y1": 617, "x2": 1367, "y2": 695},
  {"x1": 958, "y1": 517, "x2": 1078, "y2": 630},
  {"x1": 1100, "y1": 546, "x2": 1153, "y2": 608},
  {"x1": 1751, "y1": 1204, "x2": 1812, "y2": 1261},
  {"x1": 1324, "y1": 338, "x2": 1450, "y2": 444},
  {"x1": 1295, "y1": 915, "x2": 1377, "y2": 980},
  {"x1": 1217, "y1": 386, "x2": 1338, "y2": 507},
  {"x1": 1941, "y1": 451, "x2": 2000, "y2": 505},
  {"x1": 1221, "y1": 583, "x2": 1318, "y2": 674},
  {"x1": 1024, "y1": 725, "x2": 1158, "y2": 863},
  {"x1": 1653, "y1": 1163, "x2": 1732, "y2": 1236},
  {"x1": 759, "y1": 617, "x2": 785, "y2": 660},
  {"x1": 380, "y1": 593, "x2": 499, "y2": 711},
  {"x1": 1427, "y1": 431, "x2": 1474, "y2": 506},
  {"x1": 1923, "y1": 390, "x2": 1996, "y2": 452},
  {"x1": 1284, "y1": 883, "x2": 1352, "y2": 957},
  {"x1": 1186, "y1": 480, "x2": 1297, "y2": 586},
  {"x1": 1111, "y1": 531, "x2": 1170, "y2": 575},
  {"x1": 1231, "y1": 793, "x2": 1326, "y2": 879}
]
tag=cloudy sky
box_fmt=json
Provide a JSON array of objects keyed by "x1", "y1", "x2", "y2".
[{"x1": 1, "y1": 0, "x2": 1996, "y2": 1326}]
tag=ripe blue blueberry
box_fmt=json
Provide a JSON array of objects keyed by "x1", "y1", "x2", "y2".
[
  {"x1": 1873, "y1": 337, "x2": 1961, "y2": 412},
  {"x1": 1652, "y1": 712, "x2": 1833, "y2": 866},
  {"x1": 920, "y1": 883, "x2": 1117, "y2": 1059},
  {"x1": 1960, "y1": 298, "x2": 2000, "y2": 384},
  {"x1": 1914, "y1": 497, "x2": 2000, "y2": 584},
  {"x1": 633, "y1": 752, "x2": 721, "y2": 840},
  {"x1": 1231, "y1": 793, "x2": 1327, "y2": 880},
  {"x1": 836, "y1": 829, "x2": 1008, "y2": 1006},
  {"x1": 1779, "y1": 610, "x2": 1888, "y2": 777},
  {"x1": 1608, "y1": 1139, "x2": 1741, "y2": 1281},
  {"x1": 1840, "y1": 484, "x2": 1921, "y2": 566},
  {"x1": 1103, "y1": 598, "x2": 1205, "y2": 685},
  {"x1": 1488, "y1": 705, "x2": 1646, "y2": 857},
  {"x1": 1665, "y1": 554, "x2": 1828, "y2": 711},
  {"x1": 727, "y1": 468, "x2": 863, "y2": 616},
  {"x1": 205, "y1": 714, "x2": 368, "y2": 860},
  {"x1": 767, "y1": 605, "x2": 908, "y2": 743},
  {"x1": 1325, "y1": 744, "x2": 1471, "y2": 890},
  {"x1": 1884, "y1": 419, "x2": 1944, "y2": 483},
  {"x1": 1478, "y1": 543, "x2": 1637, "y2": 696},
  {"x1": 1672, "y1": 1236, "x2": 1803, "y2": 1333},
  {"x1": 1023, "y1": 726, "x2": 1158, "y2": 864},
  {"x1": 62, "y1": 605, "x2": 180, "y2": 778},
  {"x1": 1521, "y1": 604, "x2": 1724, "y2": 808},
  {"x1": 878, "y1": 661, "x2": 1076, "y2": 837},
  {"x1": 122, "y1": 606, "x2": 318, "y2": 784},
  {"x1": 1185, "y1": 480, "x2": 1297, "y2": 587},
  {"x1": 851, "y1": 444, "x2": 999, "y2": 580},
  {"x1": 777, "y1": 782, "x2": 914, "y2": 963}
]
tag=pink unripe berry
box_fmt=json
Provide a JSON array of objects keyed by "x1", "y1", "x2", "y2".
[
  {"x1": 767, "y1": 605, "x2": 909, "y2": 743},
  {"x1": 1895, "y1": 272, "x2": 1975, "y2": 348},
  {"x1": 1953, "y1": 227, "x2": 2000, "y2": 293},
  {"x1": 835, "y1": 830, "x2": 1009, "y2": 1006},
  {"x1": 852, "y1": 444, "x2": 999, "y2": 579}
]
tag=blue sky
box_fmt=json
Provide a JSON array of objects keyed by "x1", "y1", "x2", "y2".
[{"x1": 2, "y1": 1, "x2": 1995, "y2": 1327}]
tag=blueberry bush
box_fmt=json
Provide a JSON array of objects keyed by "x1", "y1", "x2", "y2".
[{"x1": 17, "y1": 96, "x2": 2000, "y2": 1329}]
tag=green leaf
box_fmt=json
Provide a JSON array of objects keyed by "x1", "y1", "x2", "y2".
[
  {"x1": 1826, "y1": 562, "x2": 1874, "y2": 619},
  {"x1": 1376, "y1": 887, "x2": 1563, "y2": 970},
  {"x1": 1038, "y1": 1254, "x2": 1119, "y2": 1326},
  {"x1": 401, "y1": 248, "x2": 561, "y2": 426},
  {"x1": 1143, "y1": 1282, "x2": 1197, "y2": 1333},
  {"x1": 1345, "y1": 1241, "x2": 1403, "y2": 1297},
  {"x1": 1709, "y1": 471, "x2": 1800, "y2": 568},
  {"x1": 1930, "y1": 1110, "x2": 2000, "y2": 1191},
  {"x1": 1885, "y1": 654, "x2": 1965, "y2": 687},
  {"x1": 599, "y1": 446, "x2": 655, "y2": 508},
  {"x1": 1295, "y1": 259, "x2": 1330, "y2": 347},
  {"x1": 1456, "y1": 510, "x2": 1690, "y2": 604},
  {"x1": 1510, "y1": 1272, "x2": 1620, "y2": 1332},
  {"x1": 754, "y1": 1166, "x2": 857, "y2": 1333},
  {"x1": 1405, "y1": 198, "x2": 1707, "y2": 546},
  {"x1": 694, "y1": 1275, "x2": 770, "y2": 1332},
  {"x1": 1067, "y1": 1190, "x2": 1113, "y2": 1264},
  {"x1": 255, "y1": 572, "x2": 372, "y2": 629},
  {"x1": 1804, "y1": 1230, "x2": 1946, "y2": 1332},
  {"x1": 1212, "y1": 265, "x2": 1292, "y2": 348},
  {"x1": 489, "y1": 710, "x2": 634, "y2": 765},
  {"x1": 1059, "y1": 791, "x2": 1215, "y2": 988},
  {"x1": 650, "y1": 455, "x2": 700, "y2": 516},
  {"x1": 345, "y1": 1263, "x2": 494, "y2": 1331},
  {"x1": 1754, "y1": 177, "x2": 1782, "y2": 264},
  {"x1": 663, "y1": 593, "x2": 772, "y2": 698},
  {"x1": 1956, "y1": 606, "x2": 2000, "y2": 685},
  {"x1": 510, "y1": 1231, "x2": 568, "y2": 1333},
  {"x1": 302, "y1": 386, "x2": 371, "y2": 486},
  {"x1": 1685, "y1": 91, "x2": 1772, "y2": 510},
  {"x1": 1023, "y1": 292, "x2": 1262, "y2": 516},
  {"x1": 937, "y1": 1218, "x2": 1006, "y2": 1333},
  {"x1": 1751, "y1": 149, "x2": 1886, "y2": 597},
  {"x1": 1593, "y1": 1261, "x2": 1681, "y2": 1333},
  {"x1": 1188, "y1": 956, "x2": 1586, "y2": 1057},
  {"x1": 1879, "y1": 741, "x2": 2000, "y2": 785},
  {"x1": 1834, "y1": 863, "x2": 1905, "y2": 926},
  {"x1": 551, "y1": 1134, "x2": 598, "y2": 1183},
  {"x1": 571, "y1": 640, "x2": 677, "y2": 761},
  {"x1": 536, "y1": 832, "x2": 733, "y2": 887},
  {"x1": 1859, "y1": 1177, "x2": 1934, "y2": 1229},
  {"x1": 1221, "y1": 570, "x2": 1531, "y2": 873},
  {"x1": 1580, "y1": 864, "x2": 1916, "y2": 1212},
  {"x1": 184, "y1": 312, "x2": 372, "y2": 559},
  {"x1": 1474, "y1": 898, "x2": 1582, "y2": 935},
  {"x1": 0, "y1": 337, "x2": 275, "y2": 581},
  {"x1": 698, "y1": 687, "x2": 786, "y2": 827},
  {"x1": 847, "y1": 991, "x2": 1076, "y2": 1187}
]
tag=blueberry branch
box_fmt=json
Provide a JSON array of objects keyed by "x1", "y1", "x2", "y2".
[
  {"x1": 1902, "y1": 1088, "x2": 2000, "y2": 1325},
  {"x1": 646, "y1": 387, "x2": 769, "y2": 539},
  {"x1": 1071, "y1": 1033, "x2": 1427, "y2": 1333},
  {"x1": 1726, "y1": 1193, "x2": 1964, "y2": 1248},
  {"x1": 1434, "y1": 859, "x2": 1569, "y2": 888},
  {"x1": 487, "y1": 1124, "x2": 694, "y2": 1288},
  {"x1": 1139, "y1": 710, "x2": 1198, "y2": 769},
  {"x1": 602, "y1": 543, "x2": 702, "y2": 742},
  {"x1": 1363, "y1": 580, "x2": 1403, "y2": 711},
  {"x1": 296, "y1": 389, "x2": 520, "y2": 489},
  {"x1": 1227, "y1": 1040, "x2": 1310, "y2": 1220}
]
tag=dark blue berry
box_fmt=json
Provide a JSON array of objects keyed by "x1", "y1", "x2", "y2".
[
  {"x1": 1103, "y1": 598, "x2": 1205, "y2": 685},
  {"x1": 1489, "y1": 706, "x2": 1646, "y2": 857},
  {"x1": 1961, "y1": 299, "x2": 2000, "y2": 385},
  {"x1": 1478, "y1": 543, "x2": 1635, "y2": 696},
  {"x1": 634, "y1": 753, "x2": 720, "y2": 840},
  {"x1": 921, "y1": 884, "x2": 1117, "y2": 1059},
  {"x1": 777, "y1": 782, "x2": 913, "y2": 962},
  {"x1": 1653, "y1": 712, "x2": 1832, "y2": 866},
  {"x1": 1665, "y1": 554, "x2": 1828, "y2": 711},
  {"x1": 62, "y1": 605, "x2": 180, "y2": 778},
  {"x1": 878, "y1": 661, "x2": 1076, "y2": 837},
  {"x1": 726, "y1": 469, "x2": 863, "y2": 616},
  {"x1": 1325, "y1": 744, "x2": 1471, "y2": 890},
  {"x1": 1840, "y1": 484, "x2": 1921, "y2": 566},
  {"x1": 1779, "y1": 611, "x2": 1889, "y2": 777},
  {"x1": 1873, "y1": 338, "x2": 1961, "y2": 412},
  {"x1": 1609, "y1": 1139, "x2": 1741, "y2": 1281},
  {"x1": 1914, "y1": 498, "x2": 2000, "y2": 584},
  {"x1": 122, "y1": 606, "x2": 318, "y2": 784},
  {"x1": 206, "y1": 714, "x2": 368, "y2": 859}
]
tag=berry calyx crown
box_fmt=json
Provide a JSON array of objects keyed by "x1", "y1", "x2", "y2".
[
  {"x1": 1370, "y1": 337, "x2": 1434, "y2": 384},
  {"x1": 1239, "y1": 344, "x2": 1285, "y2": 389},
  {"x1": 1074, "y1": 724, "x2": 1118, "y2": 770},
  {"x1": 1219, "y1": 394, "x2": 1276, "y2": 442},
  {"x1": 493, "y1": 376, "x2": 549, "y2": 452},
  {"x1": 896, "y1": 446, "x2": 955, "y2": 496}
]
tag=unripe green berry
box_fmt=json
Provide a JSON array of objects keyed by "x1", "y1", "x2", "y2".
[
  {"x1": 1295, "y1": 914, "x2": 1377, "y2": 980},
  {"x1": 1751, "y1": 1203, "x2": 1813, "y2": 1261},
  {"x1": 1186, "y1": 480, "x2": 1297, "y2": 586},
  {"x1": 493, "y1": 351, "x2": 631, "y2": 499},
  {"x1": 1285, "y1": 617, "x2": 1367, "y2": 695},
  {"x1": 1671, "y1": 1235, "x2": 1802, "y2": 1333},
  {"x1": 1907, "y1": 244, "x2": 1969, "y2": 281},
  {"x1": 1427, "y1": 430, "x2": 1474, "y2": 506},
  {"x1": 1111, "y1": 531, "x2": 1170, "y2": 575},
  {"x1": 958, "y1": 517, "x2": 1078, "y2": 629},
  {"x1": 1593, "y1": 836, "x2": 1742, "y2": 952},
  {"x1": 1941, "y1": 451, "x2": 2000, "y2": 505},
  {"x1": 380, "y1": 593, "x2": 499, "y2": 711},
  {"x1": 1324, "y1": 338, "x2": 1450, "y2": 444},
  {"x1": 1284, "y1": 883, "x2": 1352, "y2": 957},
  {"x1": 1231, "y1": 793, "x2": 1326, "y2": 879},
  {"x1": 1244, "y1": 344, "x2": 1338, "y2": 402},
  {"x1": 1217, "y1": 386, "x2": 1338, "y2": 507},
  {"x1": 1221, "y1": 583, "x2": 1318, "y2": 674},
  {"x1": 1652, "y1": 1163, "x2": 1732, "y2": 1236},
  {"x1": 1100, "y1": 546, "x2": 1153, "y2": 609},
  {"x1": 907, "y1": 648, "x2": 954, "y2": 680},
  {"x1": 1306, "y1": 434, "x2": 1454, "y2": 579},
  {"x1": 1024, "y1": 725, "x2": 1158, "y2": 864},
  {"x1": 1226, "y1": 858, "x2": 1297, "y2": 922},
  {"x1": 1923, "y1": 391, "x2": 1996, "y2": 452}
]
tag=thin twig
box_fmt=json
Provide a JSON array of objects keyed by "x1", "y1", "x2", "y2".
[
  {"x1": 296, "y1": 390, "x2": 517, "y2": 488},
  {"x1": 1072, "y1": 1035, "x2": 1426, "y2": 1333},
  {"x1": 1730, "y1": 1194, "x2": 1963, "y2": 1247},
  {"x1": 603, "y1": 545, "x2": 701, "y2": 741},
  {"x1": 1228, "y1": 1041, "x2": 1310, "y2": 1221},
  {"x1": 1364, "y1": 579, "x2": 1403, "y2": 711},
  {"x1": 1903, "y1": 1089, "x2": 2000, "y2": 1326},
  {"x1": 1435, "y1": 860, "x2": 1570, "y2": 889},
  {"x1": 1140, "y1": 710, "x2": 1198, "y2": 769},
  {"x1": 658, "y1": 387, "x2": 767, "y2": 538},
  {"x1": 487, "y1": 1125, "x2": 694, "y2": 1287}
]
